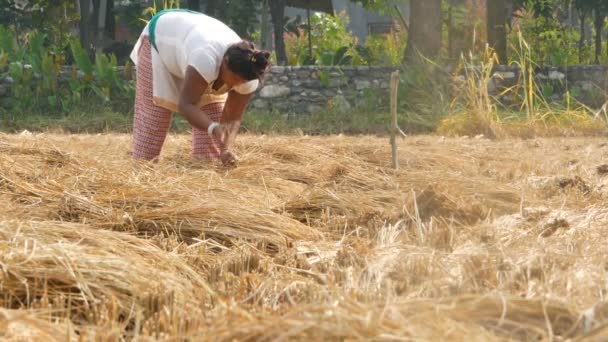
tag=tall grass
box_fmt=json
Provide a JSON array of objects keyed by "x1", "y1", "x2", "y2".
[
  {"x1": 394, "y1": 54, "x2": 453, "y2": 132},
  {"x1": 438, "y1": 33, "x2": 607, "y2": 138},
  {"x1": 437, "y1": 47, "x2": 501, "y2": 138},
  {"x1": 513, "y1": 30, "x2": 536, "y2": 119}
]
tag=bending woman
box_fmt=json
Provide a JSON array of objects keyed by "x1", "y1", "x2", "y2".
[{"x1": 130, "y1": 10, "x2": 270, "y2": 164}]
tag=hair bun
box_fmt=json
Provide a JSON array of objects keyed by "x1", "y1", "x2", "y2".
[
  {"x1": 225, "y1": 41, "x2": 271, "y2": 81},
  {"x1": 252, "y1": 51, "x2": 271, "y2": 70}
]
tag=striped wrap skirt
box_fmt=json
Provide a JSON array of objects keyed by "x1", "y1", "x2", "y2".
[{"x1": 132, "y1": 36, "x2": 223, "y2": 161}]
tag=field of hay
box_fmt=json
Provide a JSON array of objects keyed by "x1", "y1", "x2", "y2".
[{"x1": 1, "y1": 132, "x2": 608, "y2": 341}]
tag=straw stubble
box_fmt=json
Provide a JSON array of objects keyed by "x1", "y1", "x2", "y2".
[{"x1": 0, "y1": 133, "x2": 607, "y2": 340}]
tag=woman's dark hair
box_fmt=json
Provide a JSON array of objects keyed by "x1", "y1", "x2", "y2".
[{"x1": 224, "y1": 40, "x2": 271, "y2": 81}]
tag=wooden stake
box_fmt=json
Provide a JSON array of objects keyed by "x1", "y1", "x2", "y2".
[{"x1": 390, "y1": 70, "x2": 400, "y2": 169}]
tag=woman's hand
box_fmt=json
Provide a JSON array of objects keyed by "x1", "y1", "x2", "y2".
[
  {"x1": 220, "y1": 150, "x2": 238, "y2": 167},
  {"x1": 210, "y1": 124, "x2": 237, "y2": 167},
  {"x1": 210, "y1": 123, "x2": 227, "y2": 146},
  {"x1": 217, "y1": 91, "x2": 251, "y2": 150}
]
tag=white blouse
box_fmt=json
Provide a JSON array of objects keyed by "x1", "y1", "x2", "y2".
[{"x1": 130, "y1": 11, "x2": 259, "y2": 111}]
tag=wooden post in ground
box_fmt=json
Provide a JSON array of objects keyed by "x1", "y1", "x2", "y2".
[{"x1": 390, "y1": 70, "x2": 400, "y2": 169}]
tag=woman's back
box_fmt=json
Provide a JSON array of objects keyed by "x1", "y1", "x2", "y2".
[{"x1": 152, "y1": 11, "x2": 242, "y2": 82}]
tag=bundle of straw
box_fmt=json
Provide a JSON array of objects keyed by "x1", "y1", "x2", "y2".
[
  {"x1": 201, "y1": 295, "x2": 583, "y2": 341},
  {"x1": 0, "y1": 220, "x2": 212, "y2": 323},
  {"x1": 0, "y1": 310, "x2": 75, "y2": 342},
  {"x1": 0, "y1": 144, "x2": 323, "y2": 245}
]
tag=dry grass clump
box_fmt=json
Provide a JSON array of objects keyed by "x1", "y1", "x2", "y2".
[
  {"x1": 0, "y1": 310, "x2": 75, "y2": 342},
  {"x1": 200, "y1": 295, "x2": 584, "y2": 341},
  {"x1": 0, "y1": 220, "x2": 212, "y2": 328},
  {"x1": 0, "y1": 138, "x2": 322, "y2": 246},
  {"x1": 1, "y1": 133, "x2": 608, "y2": 340},
  {"x1": 437, "y1": 109, "x2": 608, "y2": 139}
]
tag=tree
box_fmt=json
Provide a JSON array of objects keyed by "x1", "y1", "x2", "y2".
[
  {"x1": 565, "y1": 0, "x2": 608, "y2": 64},
  {"x1": 404, "y1": 0, "x2": 442, "y2": 63},
  {"x1": 592, "y1": 1, "x2": 608, "y2": 64},
  {"x1": 487, "y1": 0, "x2": 508, "y2": 63},
  {"x1": 84, "y1": 0, "x2": 117, "y2": 54},
  {"x1": 446, "y1": 0, "x2": 466, "y2": 60},
  {"x1": 79, "y1": 0, "x2": 91, "y2": 54},
  {"x1": 204, "y1": 0, "x2": 220, "y2": 14},
  {"x1": 269, "y1": 0, "x2": 288, "y2": 65},
  {"x1": 512, "y1": 0, "x2": 560, "y2": 17},
  {"x1": 1, "y1": 0, "x2": 78, "y2": 47},
  {"x1": 203, "y1": 0, "x2": 261, "y2": 38},
  {"x1": 105, "y1": 0, "x2": 116, "y2": 41},
  {"x1": 260, "y1": 0, "x2": 270, "y2": 49},
  {"x1": 574, "y1": 0, "x2": 593, "y2": 63},
  {"x1": 187, "y1": 0, "x2": 200, "y2": 11},
  {"x1": 354, "y1": 0, "x2": 443, "y2": 64}
]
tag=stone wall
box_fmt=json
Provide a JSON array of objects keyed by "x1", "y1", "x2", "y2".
[
  {"x1": 1, "y1": 65, "x2": 607, "y2": 112},
  {"x1": 489, "y1": 65, "x2": 608, "y2": 107},
  {"x1": 252, "y1": 65, "x2": 608, "y2": 113},
  {"x1": 251, "y1": 66, "x2": 397, "y2": 114}
]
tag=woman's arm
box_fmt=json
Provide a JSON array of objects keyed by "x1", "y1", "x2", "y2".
[
  {"x1": 220, "y1": 90, "x2": 252, "y2": 151},
  {"x1": 177, "y1": 66, "x2": 215, "y2": 131}
]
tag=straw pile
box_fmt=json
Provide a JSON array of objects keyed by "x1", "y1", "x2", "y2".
[
  {"x1": 200, "y1": 295, "x2": 584, "y2": 341},
  {"x1": 0, "y1": 221, "x2": 212, "y2": 324},
  {"x1": 1, "y1": 132, "x2": 608, "y2": 340},
  {"x1": 0, "y1": 310, "x2": 75, "y2": 342}
]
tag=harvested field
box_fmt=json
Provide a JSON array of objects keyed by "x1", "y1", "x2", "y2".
[{"x1": 1, "y1": 132, "x2": 608, "y2": 340}]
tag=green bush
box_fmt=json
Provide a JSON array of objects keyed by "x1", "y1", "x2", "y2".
[
  {"x1": 509, "y1": 6, "x2": 582, "y2": 66},
  {"x1": 0, "y1": 25, "x2": 134, "y2": 115},
  {"x1": 363, "y1": 31, "x2": 406, "y2": 66},
  {"x1": 285, "y1": 12, "x2": 367, "y2": 66},
  {"x1": 283, "y1": 11, "x2": 405, "y2": 67}
]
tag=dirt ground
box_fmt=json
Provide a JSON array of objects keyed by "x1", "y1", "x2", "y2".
[{"x1": 1, "y1": 132, "x2": 608, "y2": 341}]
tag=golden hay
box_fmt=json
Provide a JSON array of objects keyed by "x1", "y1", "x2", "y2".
[
  {"x1": 1, "y1": 133, "x2": 608, "y2": 340},
  {"x1": 0, "y1": 310, "x2": 75, "y2": 342},
  {"x1": 0, "y1": 141, "x2": 322, "y2": 245},
  {"x1": 199, "y1": 295, "x2": 583, "y2": 341},
  {"x1": 0, "y1": 220, "x2": 212, "y2": 324}
]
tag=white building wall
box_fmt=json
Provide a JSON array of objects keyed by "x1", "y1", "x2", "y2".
[{"x1": 285, "y1": 0, "x2": 409, "y2": 43}]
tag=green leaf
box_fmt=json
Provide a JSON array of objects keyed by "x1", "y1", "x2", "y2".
[
  {"x1": 319, "y1": 52, "x2": 334, "y2": 66},
  {"x1": 47, "y1": 95, "x2": 58, "y2": 108},
  {"x1": 91, "y1": 84, "x2": 110, "y2": 103},
  {"x1": 29, "y1": 31, "x2": 45, "y2": 57},
  {"x1": 22, "y1": 65, "x2": 33, "y2": 82},
  {"x1": 0, "y1": 51, "x2": 8, "y2": 71},
  {"x1": 70, "y1": 40, "x2": 93, "y2": 78},
  {"x1": 9, "y1": 62, "x2": 23, "y2": 82},
  {"x1": 333, "y1": 46, "x2": 350, "y2": 65},
  {"x1": 319, "y1": 70, "x2": 330, "y2": 87},
  {"x1": 41, "y1": 53, "x2": 54, "y2": 76},
  {"x1": 0, "y1": 25, "x2": 16, "y2": 56}
]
